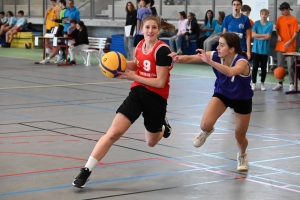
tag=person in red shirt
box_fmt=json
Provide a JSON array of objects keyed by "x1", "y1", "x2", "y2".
[{"x1": 72, "y1": 15, "x2": 174, "y2": 189}]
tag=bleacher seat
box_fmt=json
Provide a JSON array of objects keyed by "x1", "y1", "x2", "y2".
[
  {"x1": 110, "y1": 34, "x2": 126, "y2": 57},
  {"x1": 11, "y1": 31, "x2": 43, "y2": 48},
  {"x1": 182, "y1": 40, "x2": 197, "y2": 55}
]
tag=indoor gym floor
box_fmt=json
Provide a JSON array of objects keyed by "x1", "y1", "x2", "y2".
[{"x1": 0, "y1": 48, "x2": 299, "y2": 200}]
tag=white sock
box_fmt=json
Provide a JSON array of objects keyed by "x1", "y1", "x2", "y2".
[
  {"x1": 46, "y1": 48, "x2": 50, "y2": 53},
  {"x1": 84, "y1": 156, "x2": 98, "y2": 171}
]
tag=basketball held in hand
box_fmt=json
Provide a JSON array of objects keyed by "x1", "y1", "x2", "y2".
[
  {"x1": 100, "y1": 52, "x2": 127, "y2": 78},
  {"x1": 273, "y1": 67, "x2": 286, "y2": 79}
]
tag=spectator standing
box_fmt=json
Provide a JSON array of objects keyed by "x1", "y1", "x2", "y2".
[
  {"x1": 44, "y1": 0, "x2": 60, "y2": 55},
  {"x1": 124, "y1": 1, "x2": 137, "y2": 60},
  {"x1": 223, "y1": 0, "x2": 252, "y2": 60},
  {"x1": 1, "y1": 10, "x2": 27, "y2": 48},
  {"x1": 251, "y1": 9, "x2": 273, "y2": 91},
  {"x1": 63, "y1": 0, "x2": 80, "y2": 34},
  {"x1": 272, "y1": 2, "x2": 299, "y2": 91}
]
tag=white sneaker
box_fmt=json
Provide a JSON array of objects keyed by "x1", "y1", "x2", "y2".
[
  {"x1": 251, "y1": 83, "x2": 256, "y2": 91},
  {"x1": 193, "y1": 127, "x2": 214, "y2": 148},
  {"x1": 272, "y1": 84, "x2": 283, "y2": 91},
  {"x1": 237, "y1": 152, "x2": 249, "y2": 171},
  {"x1": 39, "y1": 57, "x2": 50, "y2": 64},
  {"x1": 289, "y1": 84, "x2": 295, "y2": 91},
  {"x1": 260, "y1": 83, "x2": 266, "y2": 91}
]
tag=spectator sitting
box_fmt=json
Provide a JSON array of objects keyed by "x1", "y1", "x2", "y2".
[
  {"x1": 196, "y1": 10, "x2": 216, "y2": 49},
  {"x1": 169, "y1": 11, "x2": 188, "y2": 52},
  {"x1": 0, "y1": 11, "x2": 16, "y2": 37},
  {"x1": 38, "y1": 19, "x2": 77, "y2": 65},
  {"x1": 0, "y1": 11, "x2": 7, "y2": 26},
  {"x1": 203, "y1": 11, "x2": 225, "y2": 51},
  {"x1": 1, "y1": 10, "x2": 26, "y2": 48},
  {"x1": 66, "y1": 21, "x2": 89, "y2": 65},
  {"x1": 176, "y1": 12, "x2": 199, "y2": 55}
]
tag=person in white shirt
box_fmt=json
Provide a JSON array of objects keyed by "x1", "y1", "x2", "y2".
[{"x1": 169, "y1": 11, "x2": 188, "y2": 52}]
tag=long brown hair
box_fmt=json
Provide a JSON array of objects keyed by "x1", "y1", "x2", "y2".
[
  {"x1": 218, "y1": 11, "x2": 225, "y2": 25},
  {"x1": 220, "y1": 33, "x2": 247, "y2": 58},
  {"x1": 125, "y1": 1, "x2": 136, "y2": 13}
]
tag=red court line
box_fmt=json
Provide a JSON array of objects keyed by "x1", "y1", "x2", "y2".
[
  {"x1": 0, "y1": 155, "x2": 161, "y2": 178},
  {"x1": 4, "y1": 141, "x2": 32, "y2": 145},
  {"x1": 0, "y1": 152, "x2": 88, "y2": 161}
]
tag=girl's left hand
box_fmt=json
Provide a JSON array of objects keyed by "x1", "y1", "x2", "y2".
[
  {"x1": 196, "y1": 49, "x2": 209, "y2": 63},
  {"x1": 117, "y1": 70, "x2": 135, "y2": 80}
]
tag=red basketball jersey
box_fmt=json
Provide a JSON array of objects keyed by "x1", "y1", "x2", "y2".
[{"x1": 131, "y1": 40, "x2": 173, "y2": 99}]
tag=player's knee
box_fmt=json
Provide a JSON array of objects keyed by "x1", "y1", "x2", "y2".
[
  {"x1": 146, "y1": 140, "x2": 157, "y2": 147},
  {"x1": 200, "y1": 121, "x2": 213, "y2": 132},
  {"x1": 107, "y1": 127, "x2": 123, "y2": 142},
  {"x1": 235, "y1": 134, "x2": 246, "y2": 143}
]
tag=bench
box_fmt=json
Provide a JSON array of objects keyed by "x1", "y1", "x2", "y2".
[
  {"x1": 81, "y1": 37, "x2": 107, "y2": 66},
  {"x1": 11, "y1": 32, "x2": 43, "y2": 48}
]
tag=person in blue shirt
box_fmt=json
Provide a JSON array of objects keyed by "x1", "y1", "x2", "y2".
[
  {"x1": 63, "y1": 0, "x2": 80, "y2": 34},
  {"x1": 223, "y1": 0, "x2": 252, "y2": 60},
  {"x1": 0, "y1": 11, "x2": 7, "y2": 26},
  {"x1": 2, "y1": 10, "x2": 27, "y2": 48},
  {"x1": 196, "y1": 10, "x2": 216, "y2": 49},
  {"x1": 203, "y1": 11, "x2": 225, "y2": 51},
  {"x1": 0, "y1": 11, "x2": 16, "y2": 36},
  {"x1": 251, "y1": 9, "x2": 273, "y2": 91},
  {"x1": 169, "y1": 32, "x2": 253, "y2": 172}
]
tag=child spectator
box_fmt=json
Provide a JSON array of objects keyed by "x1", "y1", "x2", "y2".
[
  {"x1": 176, "y1": 12, "x2": 199, "y2": 55},
  {"x1": 1, "y1": 10, "x2": 26, "y2": 48},
  {"x1": 0, "y1": 11, "x2": 7, "y2": 26},
  {"x1": 272, "y1": 2, "x2": 299, "y2": 91},
  {"x1": 223, "y1": 0, "x2": 252, "y2": 60},
  {"x1": 169, "y1": 11, "x2": 188, "y2": 52},
  {"x1": 0, "y1": 11, "x2": 16, "y2": 36},
  {"x1": 251, "y1": 9, "x2": 273, "y2": 91}
]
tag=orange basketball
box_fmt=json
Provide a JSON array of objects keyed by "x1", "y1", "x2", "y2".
[{"x1": 274, "y1": 67, "x2": 286, "y2": 79}]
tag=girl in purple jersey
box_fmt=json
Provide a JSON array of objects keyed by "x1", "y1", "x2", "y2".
[{"x1": 169, "y1": 32, "x2": 253, "y2": 172}]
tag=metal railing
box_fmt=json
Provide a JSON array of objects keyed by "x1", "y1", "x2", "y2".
[{"x1": 1, "y1": 0, "x2": 299, "y2": 23}]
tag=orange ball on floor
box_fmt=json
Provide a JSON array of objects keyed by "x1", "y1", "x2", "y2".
[{"x1": 273, "y1": 67, "x2": 286, "y2": 79}]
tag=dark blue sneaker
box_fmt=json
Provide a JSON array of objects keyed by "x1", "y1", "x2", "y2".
[
  {"x1": 72, "y1": 167, "x2": 92, "y2": 188},
  {"x1": 163, "y1": 117, "x2": 172, "y2": 138}
]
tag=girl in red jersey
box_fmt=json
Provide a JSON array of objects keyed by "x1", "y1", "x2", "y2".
[{"x1": 72, "y1": 16, "x2": 174, "y2": 188}]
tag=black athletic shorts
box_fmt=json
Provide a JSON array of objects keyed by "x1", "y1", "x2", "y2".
[
  {"x1": 134, "y1": 34, "x2": 144, "y2": 47},
  {"x1": 117, "y1": 86, "x2": 167, "y2": 133},
  {"x1": 213, "y1": 93, "x2": 252, "y2": 114}
]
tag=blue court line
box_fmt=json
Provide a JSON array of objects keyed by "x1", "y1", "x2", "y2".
[
  {"x1": 170, "y1": 119, "x2": 300, "y2": 144},
  {"x1": 0, "y1": 110, "x2": 31, "y2": 119},
  {"x1": 0, "y1": 167, "x2": 232, "y2": 197},
  {"x1": 251, "y1": 155, "x2": 300, "y2": 164},
  {"x1": 252, "y1": 176, "x2": 300, "y2": 189},
  {"x1": 0, "y1": 90, "x2": 117, "y2": 113}
]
